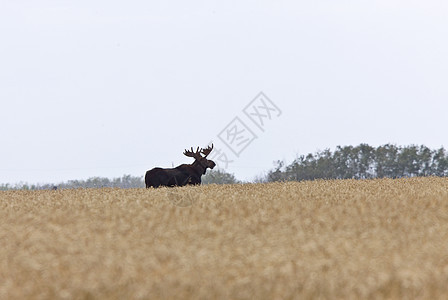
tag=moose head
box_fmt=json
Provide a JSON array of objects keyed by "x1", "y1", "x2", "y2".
[
  {"x1": 145, "y1": 144, "x2": 216, "y2": 188},
  {"x1": 183, "y1": 144, "x2": 216, "y2": 175}
]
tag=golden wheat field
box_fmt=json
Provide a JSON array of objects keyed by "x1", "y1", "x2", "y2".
[{"x1": 1, "y1": 177, "x2": 448, "y2": 299}]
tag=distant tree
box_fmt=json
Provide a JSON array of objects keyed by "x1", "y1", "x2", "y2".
[
  {"x1": 202, "y1": 168, "x2": 240, "y2": 184},
  {"x1": 333, "y1": 146, "x2": 355, "y2": 179},
  {"x1": 417, "y1": 145, "x2": 433, "y2": 177},
  {"x1": 267, "y1": 160, "x2": 286, "y2": 182},
  {"x1": 354, "y1": 144, "x2": 376, "y2": 179},
  {"x1": 396, "y1": 145, "x2": 419, "y2": 177},
  {"x1": 375, "y1": 144, "x2": 399, "y2": 178},
  {"x1": 432, "y1": 147, "x2": 448, "y2": 177},
  {"x1": 315, "y1": 148, "x2": 336, "y2": 179},
  {"x1": 0, "y1": 183, "x2": 11, "y2": 191}
]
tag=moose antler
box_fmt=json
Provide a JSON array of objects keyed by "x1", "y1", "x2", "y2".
[
  {"x1": 201, "y1": 144, "x2": 214, "y2": 158},
  {"x1": 183, "y1": 146, "x2": 202, "y2": 159}
]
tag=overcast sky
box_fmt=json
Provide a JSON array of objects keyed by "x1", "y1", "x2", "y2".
[{"x1": 1, "y1": 1, "x2": 447, "y2": 184}]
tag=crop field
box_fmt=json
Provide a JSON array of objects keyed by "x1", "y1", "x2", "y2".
[{"x1": 1, "y1": 177, "x2": 448, "y2": 299}]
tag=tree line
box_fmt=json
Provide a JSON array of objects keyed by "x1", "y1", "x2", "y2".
[
  {"x1": 0, "y1": 175, "x2": 145, "y2": 191},
  {"x1": 2, "y1": 144, "x2": 447, "y2": 190},
  {"x1": 0, "y1": 170, "x2": 240, "y2": 191},
  {"x1": 266, "y1": 144, "x2": 448, "y2": 182}
]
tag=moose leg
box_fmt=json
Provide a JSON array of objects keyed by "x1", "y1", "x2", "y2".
[
  {"x1": 146, "y1": 177, "x2": 162, "y2": 188},
  {"x1": 166, "y1": 175, "x2": 179, "y2": 187}
]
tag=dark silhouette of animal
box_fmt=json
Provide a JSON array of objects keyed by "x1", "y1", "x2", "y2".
[{"x1": 145, "y1": 144, "x2": 216, "y2": 188}]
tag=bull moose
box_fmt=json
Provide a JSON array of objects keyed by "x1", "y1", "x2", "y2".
[{"x1": 145, "y1": 144, "x2": 216, "y2": 188}]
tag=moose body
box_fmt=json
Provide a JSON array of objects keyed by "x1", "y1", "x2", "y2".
[
  {"x1": 145, "y1": 145, "x2": 216, "y2": 188},
  {"x1": 145, "y1": 165, "x2": 200, "y2": 188}
]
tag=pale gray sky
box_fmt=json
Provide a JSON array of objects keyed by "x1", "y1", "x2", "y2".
[{"x1": 1, "y1": 1, "x2": 447, "y2": 184}]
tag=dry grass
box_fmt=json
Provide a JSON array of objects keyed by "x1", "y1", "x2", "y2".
[{"x1": 1, "y1": 177, "x2": 448, "y2": 299}]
